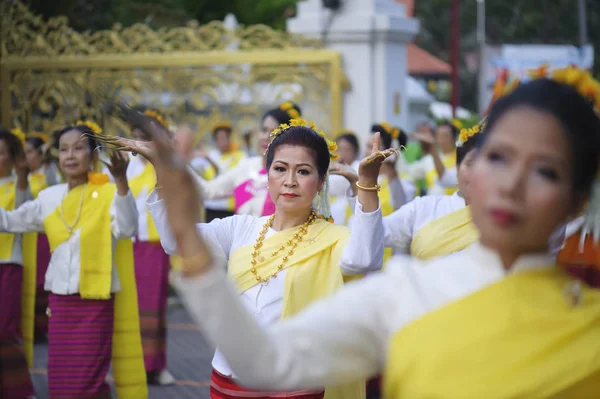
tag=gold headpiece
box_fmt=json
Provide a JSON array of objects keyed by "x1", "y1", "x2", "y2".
[
  {"x1": 379, "y1": 122, "x2": 401, "y2": 140},
  {"x1": 456, "y1": 118, "x2": 486, "y2": 148},
  {"x1": 76, "y1": 120, "x2": 103, "y2": 135},
  {"x1": 212, "y1": 121, "x2": 232, "y2": 131},
  {"x1": 143, "y1": 110, "x2": 169, "y2": 129},
  {"x1": 10, "y1": 128, "x2": 26, "y2": 147},
  {"x1": 267, "y1": 118, "x2": 339, "y2": 161},
  {"x1": 30, "y1": 132, "x2": 49, "y2": 144},
  {"x1": 279, "y1": 101, "x2": 301, "y2": 120}
]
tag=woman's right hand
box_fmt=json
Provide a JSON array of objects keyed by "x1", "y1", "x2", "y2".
[{"x1": 329, "y1": 162, "x2": 358, "y2": 185}]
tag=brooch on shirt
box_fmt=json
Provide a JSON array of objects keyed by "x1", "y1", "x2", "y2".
[{"x1": 306, "y1": 237, "x2": 318, "y2": 246}]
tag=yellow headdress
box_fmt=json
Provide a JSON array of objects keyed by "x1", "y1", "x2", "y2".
[
  {"x1": 279, "y1": 101, "x2": 301, "y2": 120},
  {"x1": 267, "y1": 118, "x2": 339, "y2": 161},
  {"x1": 76, "y1": 120, "x2": 103, "y2": 135},
  {"x1": 451, "y1": 118, "x2": 463, "y2": 130},
  {"x1": 30, "y1": 132, "x2": 49, "y2": 144},
  {"x1": 456, "y1": 118, "x2": 486, "y2": 148},
  {"x1": 10, "y1": 128, "x2": 26, "y2": 147},
  {"x1": 143, "y1": 110, "x2": 169, "y2": 129},
  {"x1": 378, "y1": 122, "x2": 401, "y2": 140},
  {"x1": 212, "y1": 121, "x2": 232, "y2": 132}
]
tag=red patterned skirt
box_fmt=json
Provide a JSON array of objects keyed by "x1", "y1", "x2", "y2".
[
  {"x1": 133, "y1": 240, "x2": 170, "y2": 373},
  {"x1": 0, "y1": 263, "x2": 35, "y2": 399},
  {"x1": 210, "y1": 369, "x2": 324, "y2": 399},
  {"x1": 47, "y1": 293, "x2": 114, "y2": 399}
]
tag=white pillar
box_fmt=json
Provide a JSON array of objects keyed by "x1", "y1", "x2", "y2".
[{"x1": 288, "y1": 0, "x2": 419, "y2": 143}]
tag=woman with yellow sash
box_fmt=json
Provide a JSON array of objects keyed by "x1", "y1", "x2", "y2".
[
  {"x1": 328, "y1": 132, "x2": 360, "y2": 225},
  {"x1": 408, "y1": 121, "x2": 459, "y2": 196},
  {"x1": 127, "y1": 110, "x2": 176, "y2": 386},
  {"x1": 25, "y1": 132, "x2": 59, "y2": 343},
  {"x1": 158, "y1": 72, "x2": 600, "y2": 398},
  {"x1": 0, "y1": 122, "x2": 147, "y2": 399},
  {"x1": 0, "y1": 128, "x2": 35, "y2": 399},
  {"x1": 100, "y1": 113, "x2": 393, "y2": 399}
]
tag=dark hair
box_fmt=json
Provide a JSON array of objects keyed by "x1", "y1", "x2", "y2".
[
  {"x1": 26, "y1": 137, "x2": 45, "y2": 153},
  {"x1": 371, "y1": 124, "x2": 393, "y2": 149},
  {"x1": 262, "y1": 103, "x2": 302, "y2": 126},
  {"x1": 266, "y1": 126, "x2": 330, "y2": 180},
  {"x1": 54, "y1": 125, "x2": 99, "y2": 153},
  {"x1": 457, "y1": 132, "x2": 484, "y2": 165},
  {"x1": 436, "y1": 121, "x2": 459, "y2": 139},
  {"x1": 397, "y1": 128, "x2": 408, "y2": 148},
  {"x1": 484, "y1": 78, "x2": 600, "y2": 196},
  {"x1": 0, "y1": 129, "x2": 24, "y2": 161},
  {"x1": 337, "y1": 133, "x2": 360, "y2": 156}
]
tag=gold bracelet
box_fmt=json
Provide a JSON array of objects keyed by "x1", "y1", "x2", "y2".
[{"x1": 355, "y1": 182, "x2": 381, "y2": 192}]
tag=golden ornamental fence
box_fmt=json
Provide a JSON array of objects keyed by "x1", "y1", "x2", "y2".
[{"x1": 0, "y1": 1, "x2": 344, "y2": 143}]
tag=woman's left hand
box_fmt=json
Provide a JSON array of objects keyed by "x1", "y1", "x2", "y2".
[
  {"x1": 358, "y1": 132, "x2": 399, "y2": 186},
  {"x1": 106, "y1": 150, "x2": 129, "y2": 180}
]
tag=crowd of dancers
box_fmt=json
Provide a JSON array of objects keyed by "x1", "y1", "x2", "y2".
[{"x1": 0, "y1": 65, "x2": 599, "y2": 399}]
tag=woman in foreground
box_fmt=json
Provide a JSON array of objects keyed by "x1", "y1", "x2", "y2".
[{"x1": 153, "y1": 78, "x2": 598, "y2": 397}]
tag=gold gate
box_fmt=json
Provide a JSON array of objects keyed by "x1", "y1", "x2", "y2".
[{"x1": 0, "y1": 1, "x2": 343, "y2": 142}]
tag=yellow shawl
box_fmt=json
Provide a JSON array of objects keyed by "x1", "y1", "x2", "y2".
[
  {"x1": 128, "y1": 161, "x2": 160, "y2": 242},
  {"x1": 410, "y1": 206, "x2": 479, "y2": 260},
  {"x1": 229, "y1": 219, "x2": 364, "y2": 399},
  {"x1": 43, "y1": 183, "x2": 147, "y2": 399},
  {"x1": 0, "y1": 180, "x2": 36, "y2": 366},
  {"x1": 425, "y1": 152, "x2": 457, "y2": 195},
  {"x1": 384, "y1": 267, "x2": 600, "y2": 398},
  {"x1": 28, "y1": 172, "x2": 48, "y2": 199}
]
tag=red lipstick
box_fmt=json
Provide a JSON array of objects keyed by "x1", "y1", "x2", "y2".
[{"x1": 490, "y1": 208, "x2": 518, "y2": 227}]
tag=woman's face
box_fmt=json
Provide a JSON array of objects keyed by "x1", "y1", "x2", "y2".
[
  {"x1": 469, "y1": 107, "x2": 577, "y2": 256},
  {"x1": 268, "y1": 144, "x2": 323, "y2": 215},
  {"x1": 336, "y1": 138, "x2": 357, "y2": 165},
  {"x1": 58, "y1": 130, "x2": 95, "y2": 180},
  {"x1": 214, "y1": 129, "x2": 231, "y2": 153},
  {"x1": 0, "y1": 140, "x2": 13, "y2": 177},
  {"x1": 456, "y1": 149, "x2": 477, "y2": 202},
  {"x1": 436, "y1": 125, "x2": 456, "y2": 153},
  {"x1": 25, "y1": 141, "x2": 43, "y2": 171},
  {"x1": 259, "y1": 116, "x2": 279, "y2": 154}
]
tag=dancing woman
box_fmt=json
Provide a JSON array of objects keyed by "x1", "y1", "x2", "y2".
[
  {"x1": 0, "y1": 122, "x2": 147, "y2": 399},
  {"x1": 0, "y1": 128, "x2": 35, "y2": 399},
  {"x1": 101, "y1": 116, "x2": 392, "y2": 399},
  {"x1": 154, "y1": 76, "x2": 600, "y2": 397},
  {"x1": 25, "y1": 132, "x2": 58, "y2": 341},
  {"x1": 127, "y1": 110, "x2": 176, "y2": 385}
]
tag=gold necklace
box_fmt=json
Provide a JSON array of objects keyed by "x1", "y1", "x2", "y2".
[
  {"x1": 60, "y1": 184, "x2": 87, "y2": 235},
  {"x1": 251, "y1": 210, "x2": 317, "y2": 283}
]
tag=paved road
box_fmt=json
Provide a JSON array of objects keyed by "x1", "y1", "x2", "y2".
[{"x1": 32, "y1": 302, "x2": 214, "y2": 399}]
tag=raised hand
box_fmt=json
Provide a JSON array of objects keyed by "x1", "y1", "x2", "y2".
[
  {"x1": 105, "y1": 150, "x2": 129, "y2": 180},
  {"x1": 358, "y1": 132, "x2": 399, "y2": 187},
  {"x1": 329, "y1": 162, "x2": 358, "y2": 185}
]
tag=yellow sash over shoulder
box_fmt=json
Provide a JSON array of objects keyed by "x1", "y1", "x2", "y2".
[
  {"x1": 411, "y1": 205, "x2": 478, "y2": 260},
  {"x1": 43, "y1": 182, "x2": 148, "y2": 399},
  {"x1": 384, "y1": 267, "x2": 600, "y2": 398},
  {"x1": 229, "y1": 219, "x2": 365, "y2": 399},
  {"x1": 128, "y1": 162, "x2": 160, "y2": 241},
  {"x1": 0, "y1": 181, "x2": 36, "y2": 366}
]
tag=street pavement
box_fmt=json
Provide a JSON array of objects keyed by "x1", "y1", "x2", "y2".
[{"x1": 31, "y1": 302, "x2": 214, "y2": 399}]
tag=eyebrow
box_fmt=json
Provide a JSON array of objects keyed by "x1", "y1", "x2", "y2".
[{"x1": 273, "y1": 160, "x2": 314, "y2": 168}]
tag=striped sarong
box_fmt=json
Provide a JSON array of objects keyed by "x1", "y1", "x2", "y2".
[
  {"x1": 210, "y1": 369, "x2": 324, "y2": 399},
  {"x1": 133, "y1": 240, "x2": 170, "y2": 373},
  {"x1": 47, "y1": 293, "x2": 114, "y2": 399},
  {"x1": 35, "y1": 233, "x2": 51, "y2": 339},
  {"x1": 0, "y1": 263, "x2": 35, "y2": 399}
]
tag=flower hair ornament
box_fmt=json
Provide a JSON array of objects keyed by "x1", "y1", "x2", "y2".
[
  {"x1": 279, "y1": 101, "x2": 300, "y2": 120},
  {"x1": 266, "y1": 118, "x2": 338, "y2": 222},
  {"x1": 212, "y1": 121, "x2": 232, "y2": 131},
  {"x1": 456, "y1": 117, "x2": 486, "y2": 147},
  {"x1": 10, "y1": 128, "x2": 26, "y2": 147},
  {"x1": 143, "y1": 110, "x2": 169, "y2": 129},
  {"x1": 30, "y1": 132, "x2": 49, "y2": 144},
  {"x1": 379, "y1": 122, "x2": 401, "y2": 140},
  {"x1": 76, "y1": 120, "x2": 103, "y2": 135}
]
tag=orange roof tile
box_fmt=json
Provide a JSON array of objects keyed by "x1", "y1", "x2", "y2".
[{"x1": 407, "y1": 44, "x2": 452, "y2": 76}]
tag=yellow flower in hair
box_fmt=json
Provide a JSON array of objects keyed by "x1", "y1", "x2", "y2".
[
  {"x1": 564, "y1": 66, "x2": 583, "y2": 86},
  {"x1": 279, "y1": 101, "x2": 300, "y2": 119},
  {"x1": 379, "y1": 122, "x2": 392, "y2": 135},
  {"x1": 472, "y1": 125, "x2": 479, "y2": 133},
  {"x1": 212, "y1": 121, "x2": 231, "y2": 131},
  {"x1": 310, "y1": 121, "x2": 317, "y2": 130},
  {"x1": 451, "y1": 119, "x2": 463, "y2": 130},
  {"x1": 528, "y1": 63, "x2": 549, "y2": 80},
  {"x1": 551, "y1": 68, "x2": 567, "y2": 83},
  {"x1": 331, "y1": 153, "x2": 340, "y2": 161},
  {"x1": 318, "y1": 130, "x2": 325, "y2": 138},
  {"x1": 76, "y1": 120, "x2": 102, "y2": 135},
  {"x1": 31, "y1": 132, "x2": 49, "y2": 144},
  {"x1": 391, "y1": 128, "x2": 400, "y2": 140},
  {"x1": 290, "y1": 119, "x2": 302, "y2": 127},
  {"x1": 327, "y1": 139, "x2": 338, "y2": 153},
  {"x1": 144, "y1": 110, "x2": 168, "y2": 128},
  {"x1": 10, "y1": 128, "x2": 26, "y2": 147}
]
